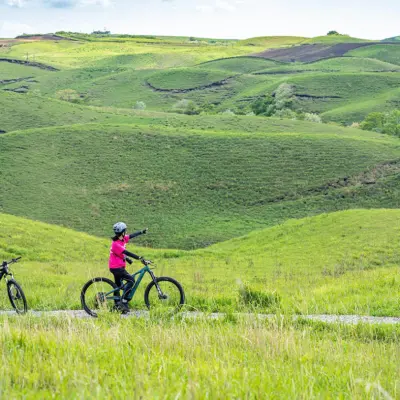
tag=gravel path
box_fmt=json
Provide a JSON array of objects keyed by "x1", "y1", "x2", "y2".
[{"x1": 0, "y1": 310, "x2": 399, "y2": 324}]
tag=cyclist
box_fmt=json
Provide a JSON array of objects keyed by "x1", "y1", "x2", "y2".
[{"x1": 109, "y1": 222, "x2": 150, "y2": 313}]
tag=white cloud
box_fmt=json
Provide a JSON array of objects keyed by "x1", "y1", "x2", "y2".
[
  {"x1": 0, "y1": 0, "x2": 113, "y2": 8},
  {"x1": 0, "y1": 21, "x2": 35, "y2": 37},
  {"x1": 195, "y1": 0, "x2": 238, "y2": 13},
  {"x1": 196, "y1": 4, "x2": 213, "y2": 13},
  {"x1": 80, "y1": 0, "x2": 113, "y2": 6},
  {"x1": 2, "y1": 0, "x2": 25, "y2": 7},
  {"x1": 215, "y1": 0, "x2": 236, "y2": 11}
]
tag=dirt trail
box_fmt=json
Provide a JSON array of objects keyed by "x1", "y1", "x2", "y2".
[{"x1": 0, "y1": 310, "x2": 399, "y2": 324}]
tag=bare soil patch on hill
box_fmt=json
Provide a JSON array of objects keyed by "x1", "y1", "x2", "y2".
[
  {"x1": 253, "y1": 42, "x2": 385, "y2": 62},
  {"x1": 15, "y1": 34, "x2": 72, "y2": 41}
]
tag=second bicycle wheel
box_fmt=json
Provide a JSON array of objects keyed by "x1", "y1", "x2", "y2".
[
  {"x1": 81, "y1": 277, "x2": 118, "y2": 317},
  {"x1": 144, "y1": 277, "x2": 185, "y2": 314},
  {"x1": 7, "y1": 279, "x2": 28, "y2": 314}
]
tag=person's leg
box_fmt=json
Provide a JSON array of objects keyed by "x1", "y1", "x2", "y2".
[
  {"x1": 110, "y1": 268, "x2": 124, "y2": 304},
  {"x1": 120, "y1": 269, "x2": 135, "y2": 303}
]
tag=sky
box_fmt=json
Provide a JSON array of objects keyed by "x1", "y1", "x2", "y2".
[{"x1": 0, "y1": 0, "x2": 399, "y2": 40}]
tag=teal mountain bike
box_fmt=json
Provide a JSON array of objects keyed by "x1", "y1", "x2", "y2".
[{"x1": 81, "y1": 261, "x2": 185, "y2": 317}]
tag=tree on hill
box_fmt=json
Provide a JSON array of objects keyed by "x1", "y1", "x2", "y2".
[
  {"x1": 360, "y1": 110, "x2": 400, "y2": 136},
  {"x1": 251, "y1": 83, "x2": 295, "y2": 117},
  {"x1": 327, "y1": 31, "x2": 340, "y2": 36},
  {"x1": 92, "y1": 30, "x2": 111, "y2": 35}
]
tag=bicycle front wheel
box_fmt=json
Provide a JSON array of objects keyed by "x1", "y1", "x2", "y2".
[
  {"x1": 144, "y1": 277, "x2": 185, "y2": 314},
  {"x1": 81, "y1": 277, "x2": 118, "y2": 317},
  {"x1": 7, "y1": 279, "x2": 28, "y2": 314}
]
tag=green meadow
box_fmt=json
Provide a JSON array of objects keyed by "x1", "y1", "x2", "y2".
[
  {"x1": 2, "y1": 122, "x2": 400, "y2": 249},
  {"x1": 0, "y1": 209, "x2": 399, "y2": 316},
  {"x1": 1, "y1": 32, "x2": 400, "y2": 398},
  {"x1": 0, "y1": 315, "x2": 398, "y2": 399}
]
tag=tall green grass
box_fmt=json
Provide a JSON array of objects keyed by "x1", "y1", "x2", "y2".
[
  {"x1": 0, "y1": 210, "x2": 399, "y2": 315},
  {"x1": 0, "y1": 316, "x2": 398, "y2": 398}
]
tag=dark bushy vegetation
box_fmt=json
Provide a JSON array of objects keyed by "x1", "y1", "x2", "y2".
[{"x1": 360, "y1": 110, "x2": 400, "y2": 136}]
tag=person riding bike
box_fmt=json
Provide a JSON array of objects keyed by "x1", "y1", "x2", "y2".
[{"x1": 109, "y1": 222, "x2": 150, "y2": 313}]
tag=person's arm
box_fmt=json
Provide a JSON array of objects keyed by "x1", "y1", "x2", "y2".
[
  {"x1": 129, "y1": 228, "x2": 148, "y2": 239},
  {"x1": 123, "y1": 250, "x2": 151, "y2": 265},
  {"x1": 122, "y1": 249, "x2": 141, "y2": 260}
]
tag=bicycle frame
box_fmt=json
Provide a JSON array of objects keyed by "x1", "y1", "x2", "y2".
[
  {"x1": 105, "y1": 264, "x2": 160, "y2": 302},
  {"x1": 0, "y1": 266, "x2": 12, "y2": 282}
]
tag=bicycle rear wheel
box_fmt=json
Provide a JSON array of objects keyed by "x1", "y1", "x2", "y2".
[
  {"x1": 144, "y1": 277, "x2": 185, "y2": 314},
  {"x1": 7, "y1": 279, "x2": 28, "y2": 314},
  {"x1": 81, "y1": 277, "x2": 118, "y2": 317}
]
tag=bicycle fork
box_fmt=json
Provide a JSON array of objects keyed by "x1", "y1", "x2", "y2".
[{"x1": 149, "y1": 270, "x2": 167, "y2": 299}]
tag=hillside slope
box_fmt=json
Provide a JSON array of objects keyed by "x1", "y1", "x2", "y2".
[
  {"x1": 0, "y1": 210, "x2": 399, "y2": 316},
  {"x1": 1, "y1": 123, "x2": 400, "y2": 249}
]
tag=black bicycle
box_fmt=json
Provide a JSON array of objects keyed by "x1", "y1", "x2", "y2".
[{"x1": 0, "y1": 257, "x2": 28, "y2": 314}]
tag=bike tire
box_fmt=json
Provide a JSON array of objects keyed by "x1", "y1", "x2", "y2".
[
  {"x1": 81, "y1": 277, "x2": 118, "y2": 317},
  {"x1": 144, "y1": 277, "x2": 185, "y2": 314},
  {"x1": 7, "y1": 279, "x2": 28, "y2": 314}
]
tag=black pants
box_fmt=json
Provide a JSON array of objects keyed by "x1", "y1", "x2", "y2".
[{"x1": 110, "y1": 268, "x2": 135, "y2": 302}]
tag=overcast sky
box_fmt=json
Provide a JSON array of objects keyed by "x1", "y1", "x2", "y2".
[{"x1": 0, "y1": 0, "x2": 399, "y2": 40}]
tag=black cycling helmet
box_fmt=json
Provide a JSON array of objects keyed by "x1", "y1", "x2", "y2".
[{"x1": 113, "y1": 222, "x2": 127, "y2": 235}]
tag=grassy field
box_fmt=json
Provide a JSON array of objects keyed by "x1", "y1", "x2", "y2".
[
  {"x1": 2, "y1": 38, "x2": 400, "y2": 121},
  {"x1": 1, "y1": 122, "x2": 400, "y2": 249},
  {"x1": 146, "y1": 68, "x2": 234, "y2": 90},
  {"x1": 1, "y1": 33, "x2": 400, "y2": 398},
  {"x1": 0, "y1": 40, "x2": 265, "y2": 69},
  {"x1": 255, "y1": 57, "x2": 400, "y2": 74},
  {"x1": 302, "y1": 35, "x2": 372, "y2": 44},
  {"x1": 346, "y1": 44, "x2": 400, "y2": 65},
  {"x1": 0, "y1": 209, "x2": 399, "y2": 316},
  {"x1": 0, "y1": 315, "x2": 398, "y2": 398},
  {"x1": 197, "y1": 56, "x2": 284, "y2": 73}
]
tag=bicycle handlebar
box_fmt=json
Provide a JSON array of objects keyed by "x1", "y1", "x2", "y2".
[{"x1": 2, "y1": 257, "x2": 22, "y2": 266}]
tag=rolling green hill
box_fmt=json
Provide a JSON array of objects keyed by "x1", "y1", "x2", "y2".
[
  {"x1": 1, "y1": 122, "x2": 400, "y2": 250},
  {"x1": 2, "y1": 33, "x2": 400, "y2": 400},
  {"x1": 146, "y1": 68, "x2": 234, "y2": 90},
  {"x1": 346, "y1": 44, "x2": 400, "y2": 65},
  {"x1": 2, "y1": 36, "x2": 400, "y2": 251},
  {"x1": 2, "y1": 38, "x2": 400, "y2": 122},
  {"x1": 302, "y1": 35, "x2": 371, "y2": 44},
  {"x1": 255, "y1": 57, "x2": 400, "y2": 74},
  {"x1": 1, "y1": 209, "x2": 399, "y2": 316},
  {"x1": 238, "y1": 36, "x2": 306, "y2": 47},
  {"x1": 197, "y1": 56, "x2": 284, "y2": 73}
]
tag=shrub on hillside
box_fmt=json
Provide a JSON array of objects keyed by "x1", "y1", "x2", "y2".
[
  {"x1": 274, "y1": 83, "x2": 295, "y2": 110},
  {"x1": 251, "y1": 95, "x2": 276, "y2": 116},
  {"x1": 251, "y1": 83, "x2": 295, "y2": 117},
  {"x1": 172, "y1": 99, "x2": 200, "y2": 115},
  {"x1": 360, "y1": 110, "x2": 400, "y2": 136},
  {"x1": 274, "y1": 108, "x2": 297, "y2": 120},
  {"x1": 55, "y1": 89, "x2": 82, "y2": 103},
  {"x1": 221, "y1": 109, "x2": 235, "y2": 116},
  {"x1": 133, "y1": 101, "x2": 146, "y2": 110},
  {"x1": 304, "y1": 113, "x2": 322, "y2": 123}
]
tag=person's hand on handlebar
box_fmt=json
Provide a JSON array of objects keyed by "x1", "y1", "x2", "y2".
[{"x1": 139, "y1": 257, "x2": 152, "y2": 265}]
